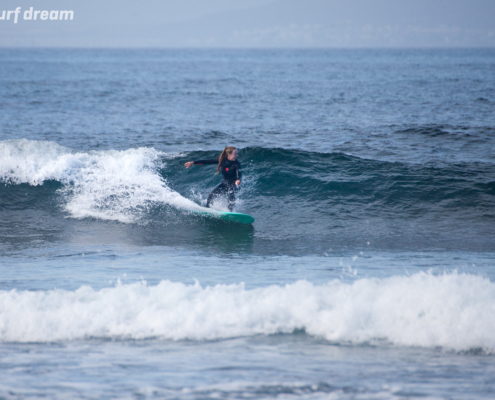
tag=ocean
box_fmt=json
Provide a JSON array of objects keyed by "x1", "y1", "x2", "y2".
[{"x1": 1, "y1": 48, "x2": 494, "y2": 399}]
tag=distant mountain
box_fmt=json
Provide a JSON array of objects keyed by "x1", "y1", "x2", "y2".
[{"x1": 1, "y1": 0, "x2": 494, "y2": 47}]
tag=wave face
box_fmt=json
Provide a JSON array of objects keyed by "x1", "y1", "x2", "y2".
[
  {"x1": 1, "y1": 272, "x2": 493, "y2": 352},
  {"x1": 222, "y1": 147, "x2": 495, "y2": 218}
]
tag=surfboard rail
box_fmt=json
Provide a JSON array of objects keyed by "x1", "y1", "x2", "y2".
[{"x1": 187, "y1": 209, "x2": 254, "y2": 224}]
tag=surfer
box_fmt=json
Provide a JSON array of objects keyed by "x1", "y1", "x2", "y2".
[{"x1": 184, "y1": 146, "x2": 241, "y2": 212}]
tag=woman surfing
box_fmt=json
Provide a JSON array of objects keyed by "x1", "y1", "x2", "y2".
[{"x1": 184, "y1": 146, "x2": 241, "y2": 212}]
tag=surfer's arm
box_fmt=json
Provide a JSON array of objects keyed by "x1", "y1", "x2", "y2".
[
  {"x1": 235, "y1": 162, "x2": 241, "y2": 185},
  {"x1": 184, "y1": 159, "x2": 218, "y2": 168},
  {"x1": 194, "y1": 159, "x2": 219, "y2": 165}
]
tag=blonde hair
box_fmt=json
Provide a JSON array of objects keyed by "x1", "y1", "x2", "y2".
[{"x1": 216, "y1": 146, "x2": 237, "y2": 174}]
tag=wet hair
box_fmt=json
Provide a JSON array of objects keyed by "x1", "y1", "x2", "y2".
[{"x1": 216, "y1": 146, "x2": 237, "y2": 174}]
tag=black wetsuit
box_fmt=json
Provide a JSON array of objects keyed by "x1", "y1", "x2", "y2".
[{"x1": 193, "y1": 158, "x2": 241, "y2": 211}]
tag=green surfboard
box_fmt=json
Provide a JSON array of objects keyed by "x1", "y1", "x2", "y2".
[{"x1": 187, "y1": 209, "x2": 254, "y2": 224}]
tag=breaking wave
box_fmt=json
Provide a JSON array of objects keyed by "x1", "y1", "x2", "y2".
[
  {"x1": 0, "y1": 139, "x2": 201, "y2": 222},
  {"x1": 1, "y1": 271, "x2": 494, "y2": 352}
]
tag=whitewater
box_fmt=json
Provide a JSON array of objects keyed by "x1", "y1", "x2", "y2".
[
  {"x1": 1, "y1": 272, "x2": 495, "y2": 352},
  {"x1": 0, "y1": 139, "x2": 205, "y2": 223}
]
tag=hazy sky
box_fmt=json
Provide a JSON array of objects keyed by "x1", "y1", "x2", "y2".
[{"x1": 1, "y1": 0, "x2": 494, "y2": 47}]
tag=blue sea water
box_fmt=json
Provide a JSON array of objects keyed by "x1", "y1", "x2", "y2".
[{"x1": 1, "y1": 48, "x2": 495, "y2": 399}]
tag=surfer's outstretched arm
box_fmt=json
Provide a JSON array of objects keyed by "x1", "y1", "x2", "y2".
[{"x1": 184, "y1": 159, "x2": 218, "y2": 168}]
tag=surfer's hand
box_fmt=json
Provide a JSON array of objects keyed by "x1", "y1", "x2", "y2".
[
  {"x1": 235, "y1": 180, "x2": 241, "y2": 186},
  {"x1": 185, "y1": 162, "x2": 194, "y2": 168}
]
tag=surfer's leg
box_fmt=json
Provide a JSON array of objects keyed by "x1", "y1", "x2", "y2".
[
  {"x1": 227, "y1": 184, "x2": 237, "y2": 212},
  {"x1": 206, "y1": 182, "x2": 227, "y2": 208}
]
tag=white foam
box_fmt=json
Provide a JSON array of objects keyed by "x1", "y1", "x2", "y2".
[
  {"x1": 1, "y1": 272, "x2": 494, "y2": 352},
  {"x1": 0, "y1": 139, "x2": 201, "y2": 222}
]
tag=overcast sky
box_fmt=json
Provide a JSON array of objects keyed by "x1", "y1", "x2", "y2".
[{"x1": 1, "y1": 0, "x2": 494, "y2": 47}]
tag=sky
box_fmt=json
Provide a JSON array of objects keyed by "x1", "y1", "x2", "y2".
[{"x1": 1, "y1": 0, "x2": 494, "y2": 48}]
